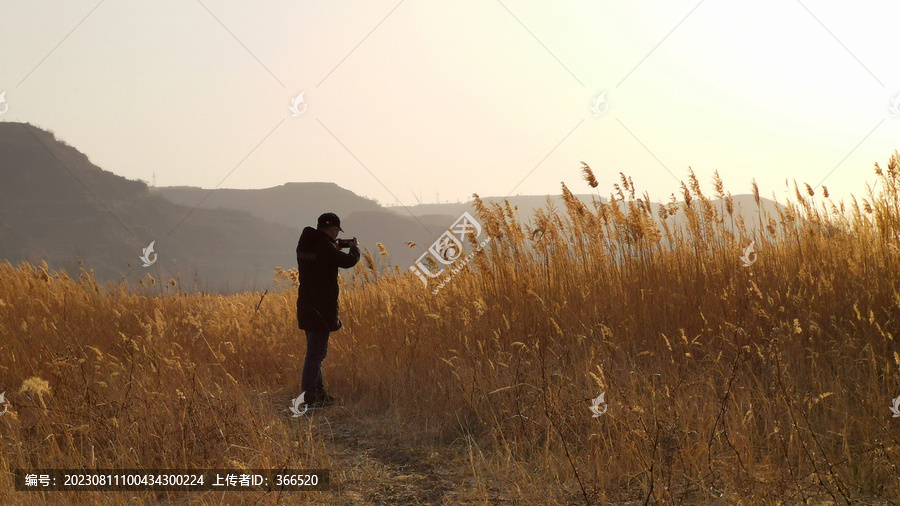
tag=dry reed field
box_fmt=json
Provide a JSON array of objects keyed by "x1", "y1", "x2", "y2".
[{"x1": 2, "y1": 153, "x2": 900, "y2": 504}]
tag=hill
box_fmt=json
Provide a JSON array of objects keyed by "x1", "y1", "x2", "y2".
[
  {"x1": 1, "y1": 122, "x2": 787, "y2": 291},
  {"x1": 0, "y1": 122, "x2": 295, "y2": 291}
]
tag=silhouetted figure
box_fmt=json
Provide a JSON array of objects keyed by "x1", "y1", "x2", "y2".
[{"x1": 296, "y1": 212, "x2": 359, "y2": 408}]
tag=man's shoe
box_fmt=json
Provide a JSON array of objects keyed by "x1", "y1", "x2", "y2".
[{"x1": 306, "y1": 393, "x2": 336, "y2": 408}]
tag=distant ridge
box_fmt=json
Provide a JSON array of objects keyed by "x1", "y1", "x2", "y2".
[
  {"x1": 152, "y1": 182, "x2": 384, "y2": 229},
  {"x1": 1, "y1": 122, "x2": 788, "y2": 292},
  {"x1": 0, "y1": 122, "x2": 296, "y2": 292}
]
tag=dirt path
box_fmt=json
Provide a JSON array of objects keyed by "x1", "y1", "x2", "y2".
[{"x1": 303, "y1": 406, "x2": 480, "y2": 505}]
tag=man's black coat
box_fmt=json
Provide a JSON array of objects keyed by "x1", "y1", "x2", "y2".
[{"x1": 296, "y1": 226, "x2": 360, "y2": 332}]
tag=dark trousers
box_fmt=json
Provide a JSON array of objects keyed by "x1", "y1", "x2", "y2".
[{"x1": 301, "y1": 331, "x2": 330, "y2": 398}]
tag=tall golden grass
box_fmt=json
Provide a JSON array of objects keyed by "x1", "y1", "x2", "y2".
[{"x1": 2, "y1": 152, "x2": 900, "y2": 503}]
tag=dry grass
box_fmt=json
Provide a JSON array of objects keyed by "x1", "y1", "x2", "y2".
[{"x1": 3, "y1": 152, "x2": 900, "y2": 503}]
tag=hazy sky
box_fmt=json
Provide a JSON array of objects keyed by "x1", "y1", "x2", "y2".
[{"x1": 2, "y1": 1, "x2": 899, "y2": 209}]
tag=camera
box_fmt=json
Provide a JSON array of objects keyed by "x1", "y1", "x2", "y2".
[{"x1": 336, "y1": 237, "x2": 357, "y2": 249}]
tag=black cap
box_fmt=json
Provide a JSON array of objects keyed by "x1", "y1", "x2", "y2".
[{"x1": 317, "y1": 212, "x2": 343, "y2": 231}]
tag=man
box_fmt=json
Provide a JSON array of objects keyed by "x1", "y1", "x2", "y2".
[{"x1": 296, "y1": 212, "x2": 360, "y2": 408}]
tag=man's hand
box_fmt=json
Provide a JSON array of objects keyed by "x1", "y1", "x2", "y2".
[{"x1": 349, "y1": 238, "x2": 358, "y2": 248}]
